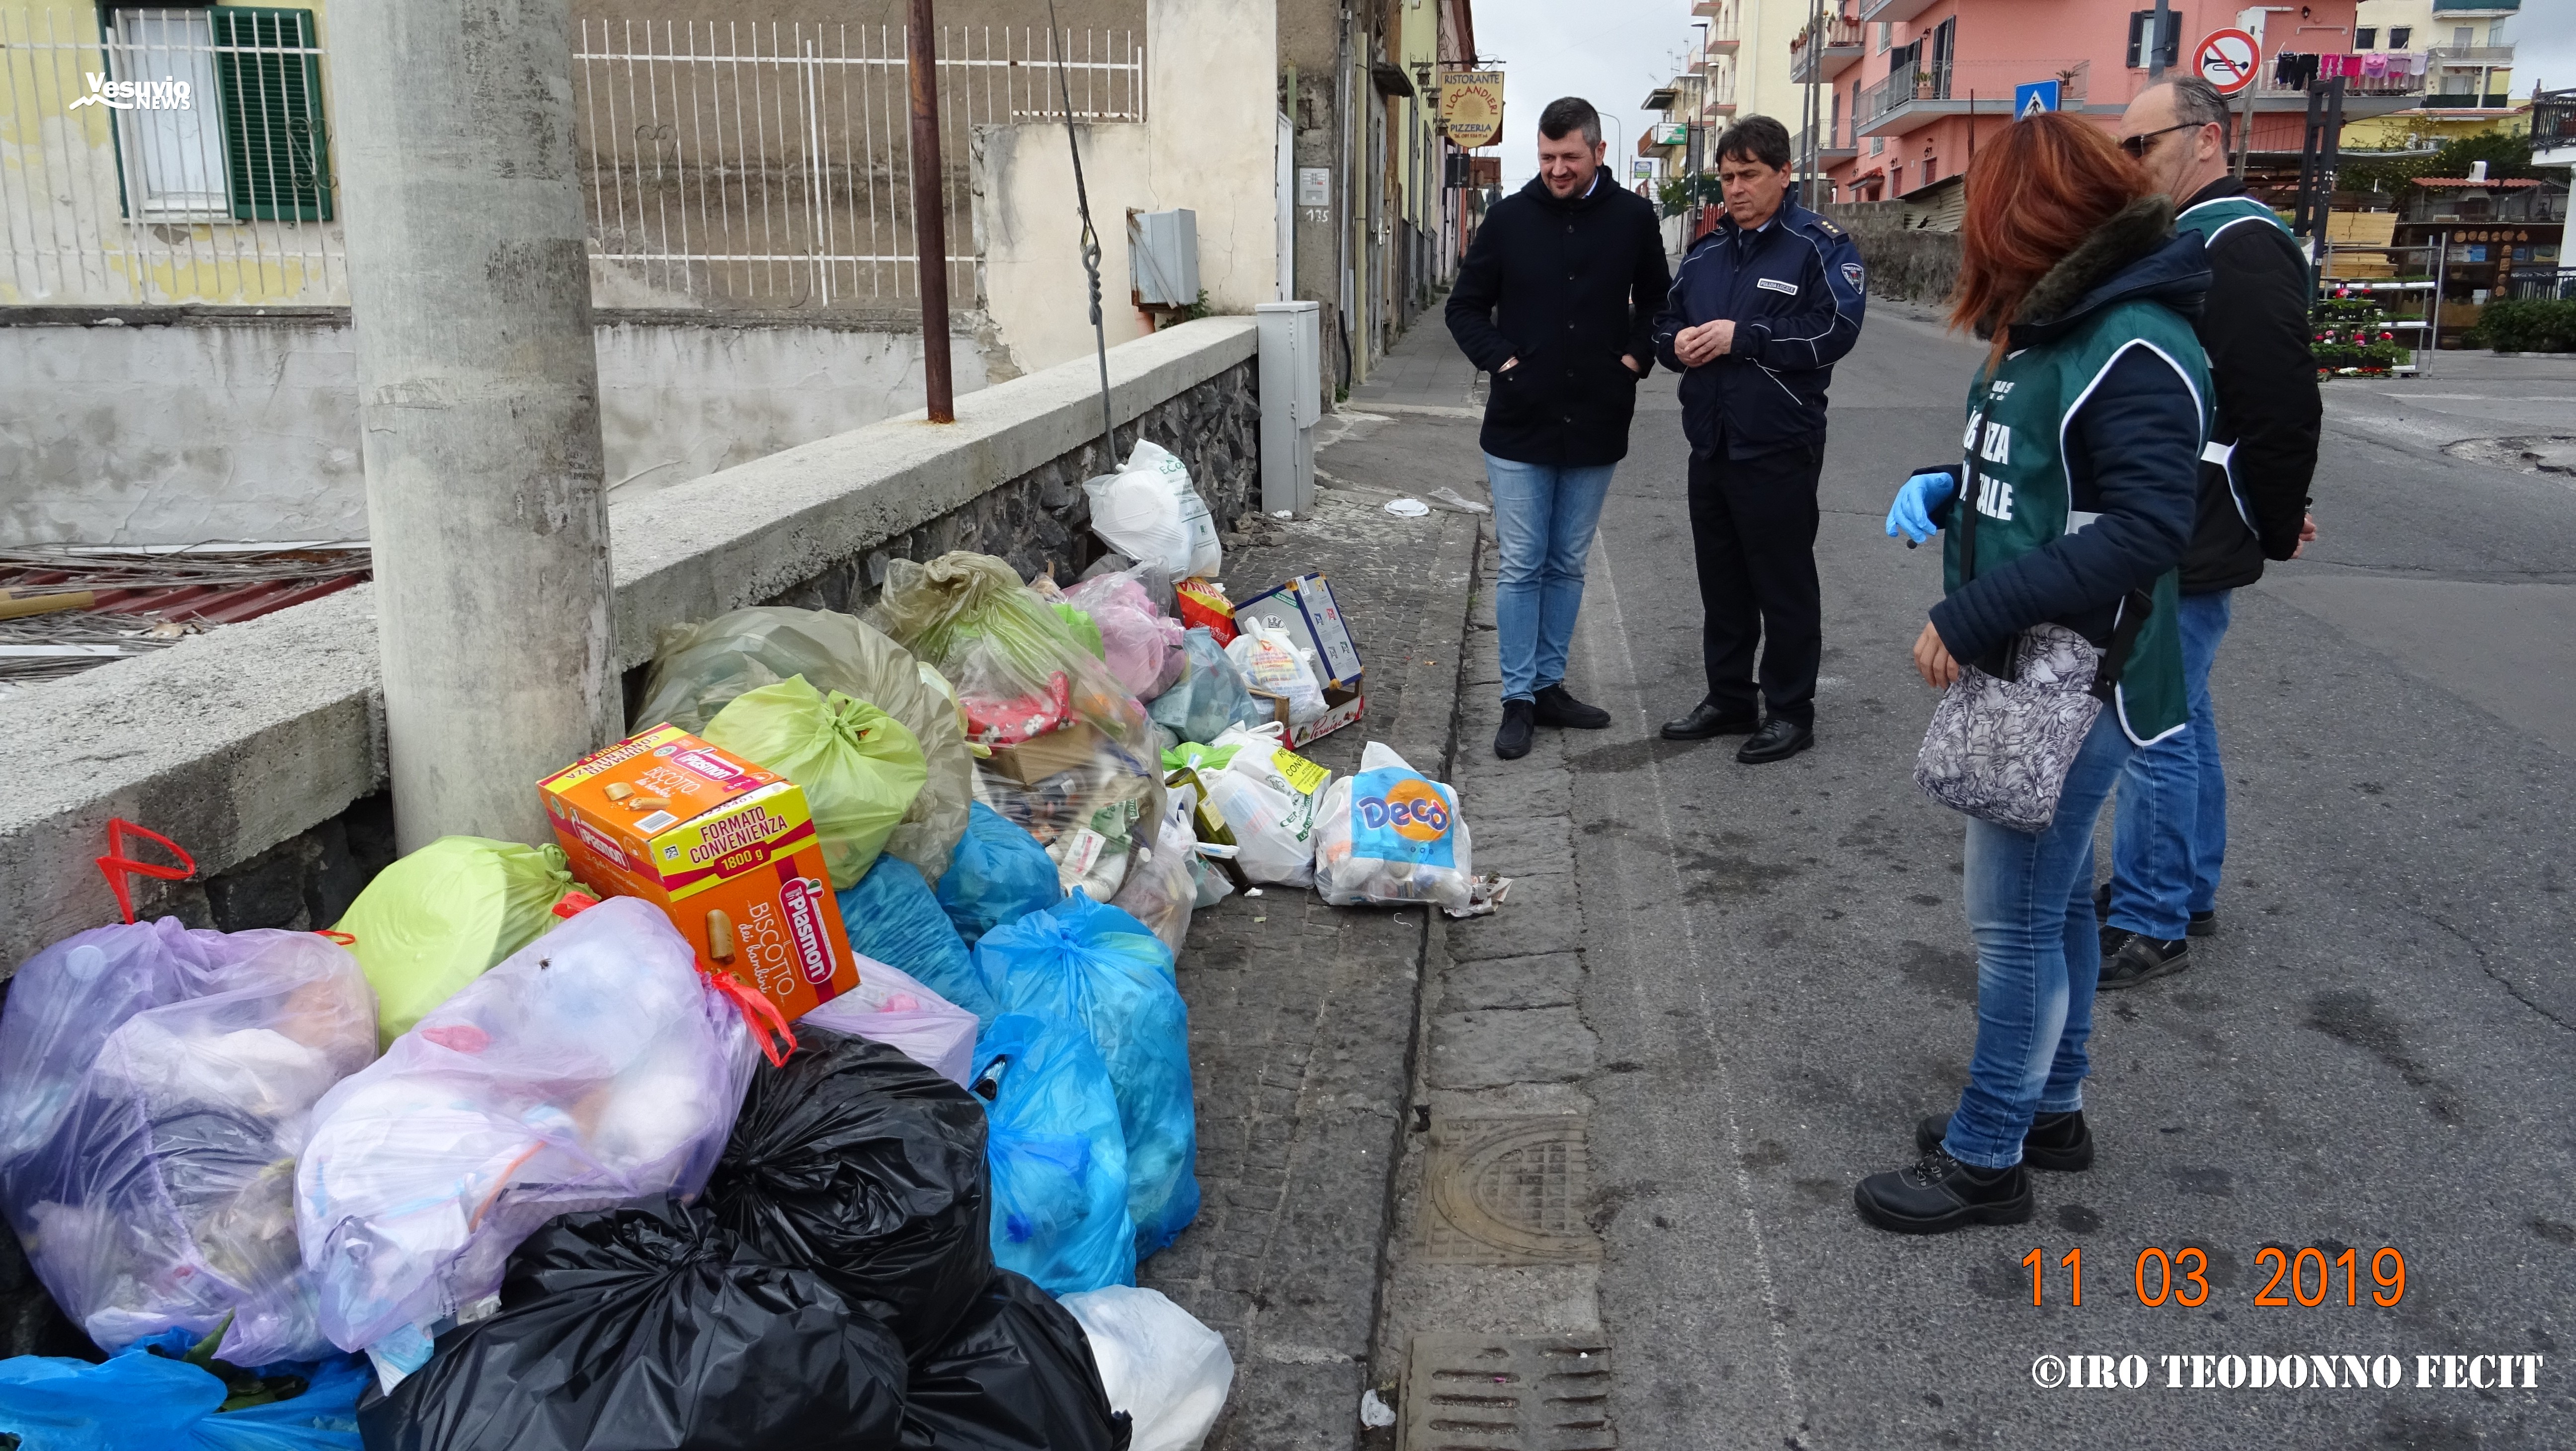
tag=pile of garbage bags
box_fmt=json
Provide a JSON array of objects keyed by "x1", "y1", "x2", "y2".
[{"x1": 0, "y1": 439, "x2": 1515, "y2": 1447}]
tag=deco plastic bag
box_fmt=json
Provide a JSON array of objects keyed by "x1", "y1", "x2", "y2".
[
  {"x1": 1110, "y1": 786, "x2": 1200, "y2": 957},
  {"x1": 1315, "y1": 741, "x2": 1489, "y2": 913},
  {"x1": 0, "y1": 1339, "x2": 370, "y2": 1451},
  {"x1": 1147, "y1": 629, "x2": 1267, "y2": 746},
  {"x1": 1080, "y1": 440, "x2": 1220, "y2": 583},
  {"x1": 937, "y1": 802, "x2": 1066, "y2": 951},
  {"x1": 332, "y1": 837, "x2": 582, "y2": 1045},
  {"x1": 835, "y1": 853, "x2": 986, "y2": 1028},
  {"x1": 1224, "y1": 618, "x2": 1327, "y2": 724},
  {"x1": 357, "y1": 1199, "x2": 906, "y2": 1451},
  {"x1": 0, "y1": 920, "x2": 377, "y2": 1367},
  {"x1": 1063, "y1": 570, "x2": 1186, "y2": 702},
  {"x1": 976, "y1": 894, "x2": 1199, "y2": 1260},
  {"x1": 703, "y1": 675, "x2": 929, "y2": 889},
  {"x1": 1059, "y1": 1286, "x2": 1234, "y2": 1451},
  {"x1": 899, "y1": 1270, "x2": 1127, "y2": 1451},
  {"x1": 803, "y1": 951, "x2": 980, "y2": 1087},
  {"x1": 296, "y1": 898, "x2": 755, "y2": 1356},
  {"x1": 971, "y1": 1016, "x2": 1135, "y2": 1296},
  {"x1": 701, "y1": 1029, "x2": 989, "y2": 1353},
  {"x1": 632, "y1": 606, "x2": 975, "y2": 883}
]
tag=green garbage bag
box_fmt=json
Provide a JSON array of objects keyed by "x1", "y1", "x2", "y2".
[
  {"x1": 632, "y1": 606, "x2": 974, "y2": 884},
  {"x1": 704, "y1": 676, "x2": 931, "y2": 889},
  {"x1": 334, "y1": 836, "x2": 585, "y2": 1045}
]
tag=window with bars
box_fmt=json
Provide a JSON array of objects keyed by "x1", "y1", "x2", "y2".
[{"x1": 106, "y1": 5, "x2": 331, "y2": 223}]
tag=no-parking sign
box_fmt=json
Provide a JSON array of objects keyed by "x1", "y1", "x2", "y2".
[{"x1": 2195, "y1": 28, "x2": 2260, "y2": 96}]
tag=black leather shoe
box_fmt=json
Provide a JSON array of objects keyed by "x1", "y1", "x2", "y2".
[
  {"x1": 1917, "y1": 1109, "x2": 2093, "y2": 1172},
  {"x1": 1494, "y1": 698, "x2": 1535, "y2": 760},
  {"x1": 2097, "y1": 883, "x2": 2217, "y2": 938},
  {"x1": 2187, "y1": 909, "x2": 2217, "y2": 938},
  {"x1": 2098, "y1": 933, "x2": 2189, "y2": 990},
  {"x1": 1854, "y1": 1147, "x2": 2033, "y2": 1234},
  {"x1": 1532, "y1": 684, "x2": 1611, "y2": 729},
  {"x1": 1735, "y1": 718, "x2": 1814, "y2": 764},
  {"x1": 1659, "y1": 699, "x2": 1760, "y2": 741}
]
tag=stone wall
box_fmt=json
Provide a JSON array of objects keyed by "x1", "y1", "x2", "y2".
[{"x1": 1819, "y1": 201, "x2": 1964, "y2": 306}]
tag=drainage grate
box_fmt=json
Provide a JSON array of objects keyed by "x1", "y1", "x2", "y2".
[
  {"x1": 1425, "y1": 1116, "x2": 1600, "y2": 1264},
  {"x1": 1401, "y1": 1334, "x2": 1614, "y2": 1451}
]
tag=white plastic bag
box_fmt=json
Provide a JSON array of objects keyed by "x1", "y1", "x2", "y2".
[
  {"x1": 1313, "y1": 742, "x2": 1482, "y2": 913},
  {"x1": 800, "y1": 954, "x2": 979, "y2": 1087},
  {"x1": 296, "y1": 898, "x2": 756, "y2": 1354},
  {"x1": 1202, "y1": 766, "x2": 1323, "y2": 887},
  {"x1": 1061, "y1": 1286, "x2": 1234, "y2": 1451},
  {"x1": 1224, "y1": 619, "x2": 1327, "y2": 724},
  {"x1": 1084, "y1": 440, "x2": 1221, "y2": 581}
]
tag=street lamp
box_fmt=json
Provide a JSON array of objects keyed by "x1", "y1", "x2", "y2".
[{"x1": 1691, "y1": 20, "x2": 1709, "y2": 237}]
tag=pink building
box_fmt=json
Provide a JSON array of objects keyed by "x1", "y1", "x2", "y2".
[{"x1": 1803, "y1": 0, "x2": 2429, "y2": 204}]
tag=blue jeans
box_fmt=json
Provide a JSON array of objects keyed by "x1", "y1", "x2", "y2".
[
  {"x1": 1484, "y1": 453, "x2": 1616, "y2": 702},
  {"x1": 1943, "y1": 711, "x2": 2134, "y2": 1169},
  {"x1": 2107, "y1": 590, "x2": 2234, "y2": 938}
]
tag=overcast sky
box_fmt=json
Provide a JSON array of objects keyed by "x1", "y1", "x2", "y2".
[{"x1": 1467, "y1": 0, "x2": 2576, "y2": 194}]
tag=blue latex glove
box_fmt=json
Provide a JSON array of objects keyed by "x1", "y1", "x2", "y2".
[{"x1": 1886, "y1": 471, "x2": 1956, "y2": 546}]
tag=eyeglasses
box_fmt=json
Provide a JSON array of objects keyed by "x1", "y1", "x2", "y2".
[{"x1": 2119, "y1": 122, "x2": 2204, "y2": 159}]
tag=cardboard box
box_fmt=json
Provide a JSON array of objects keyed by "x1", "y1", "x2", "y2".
[
  {"x1": 1234, "y1": 573, "x2": 1362, "y2": 690},
  {"x1": 1288, "y1": 685, "x2": 1365, "y2": 748},
  {"x1": 539, "y1": 725, "x2": 859, "y2": 1021}
]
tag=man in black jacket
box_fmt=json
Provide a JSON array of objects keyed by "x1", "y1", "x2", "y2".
[
  {"x1": 1445, "y1": 96, "x2": 1672, "y2": 760},
  {"x1": 1650, "y1": 115, "x2": 1865, "y2": 763},
  {"x1": 2097, "y1": 77, "x2": 2322, "y2": 989}
]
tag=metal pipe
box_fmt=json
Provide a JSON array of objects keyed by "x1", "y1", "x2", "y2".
[{"x1": 906, "y1": 0, "x2": 954, "y2": 422}]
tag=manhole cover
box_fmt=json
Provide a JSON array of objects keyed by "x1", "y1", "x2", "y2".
[
  {"x1": 1425, "y1": 1116, "x2": 1599, "y2": 1264},
  {"x1": 1401, "y1": 1333, "x2": 1613, "y2": 1451},
  {"x1": 2442, "y1": 435, "x2": 2576, "y2": 476}
]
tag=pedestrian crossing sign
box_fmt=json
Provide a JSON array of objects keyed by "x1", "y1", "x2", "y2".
[{"x1": 2014, "y1": 81, "x2": 2060, "y2": 119}]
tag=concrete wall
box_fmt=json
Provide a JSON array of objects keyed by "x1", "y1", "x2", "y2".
[
  {"x1": 974, "y1": 0, "x2": 1279, "y2": 376},
  {"x1": 0, "y1": 315, "x2": 1260, "y2": 955},
  {"x1": 0, "y1": 312, "x2": 998, "y2": 546}
]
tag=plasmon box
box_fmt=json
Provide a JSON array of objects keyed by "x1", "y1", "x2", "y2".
[{"x1": 539, "y1": 725, "x2": 859, "y2": 1020}]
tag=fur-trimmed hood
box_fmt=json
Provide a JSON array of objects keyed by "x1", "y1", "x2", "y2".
[{"x1": 1983, "y1": 196, "x2": 2212, "y2": 345}]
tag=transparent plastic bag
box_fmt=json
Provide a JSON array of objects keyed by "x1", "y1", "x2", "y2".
[
  {"x1": 296, "y1": 899, "x2": 756, "y2": 1355},
  {"x1": 971, "y1": 1016, "x2": 1135, "y2": 1297},
  {"x1": 1058, "y1": 1286, "x2": 1234, "y2": 1451},
  {"x1": 332, "y1": 836, "x2": 583, "y2": 1045},
  {"x1": 976, "y1": 894, "x2": 1198, "y2": 1260},
  {"x1": 1063, "y1": 570, "x2": 1186, "y2": 702},
  {"x1": 703, "y1": 676, "x2": 929, "y2": 889},
  {"x1": 869, "y1": 554, "x2": 1149, "y2": 749},
  {"x1": 1313, "y1": 742, "x2": 1478, "y2": 913},
  {"x1": 803, "y1": 950, "x2": 980, "y2": 1088},
  {"x1": 835, "y1": 853, "x2": 985, "y2": 1033},
  {"x1": 1146, "y1": 629, "x2": 1268, "y2": 746},
  {"x1": 1109, "y1": 787, "x2": 1199, "y2": 957},
  {"x1": 0, "y1": 920, "x2": 377, "y2": 1367},
  {"x1": 632, "y1": 606, "x2": 975, "y2": 884}
]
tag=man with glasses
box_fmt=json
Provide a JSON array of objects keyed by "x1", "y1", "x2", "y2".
[{"x1": 2096, "y1": 77, "x2": 2321, "y2": 989}]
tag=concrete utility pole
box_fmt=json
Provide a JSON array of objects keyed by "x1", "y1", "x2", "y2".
[
  {"x1": 908, "y1": 0, "x2": 956, "y2": 423},
  {"x1": 337, "y1": 0, "x2": 618, "y2": 852}
]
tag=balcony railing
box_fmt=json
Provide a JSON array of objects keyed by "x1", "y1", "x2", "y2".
[
  {"x1": 2429, "y1": 44, "x2": 2515, "y2": 64},
  {"x1": 2532, "y1": 91, "x2": 2575, "y2": 149},
  {"x1": 2421, "y1": 92, "x2": 2514, "y2": 108},
  {"x1": 2430, "y1": 0, "x2": 2516, "y2": 11},
  {"x1": 1788, "y1": 15, "x2": 1865, "y2": 83}
]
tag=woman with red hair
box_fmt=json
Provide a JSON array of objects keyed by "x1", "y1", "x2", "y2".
[{"x1": 1858, "y1": 113, "x2": 2211, "y2": 1234}]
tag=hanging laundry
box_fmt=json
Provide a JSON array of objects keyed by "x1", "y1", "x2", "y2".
[{"x1": 2361, "y1": 52, "x2": 2389, "y2": 79}]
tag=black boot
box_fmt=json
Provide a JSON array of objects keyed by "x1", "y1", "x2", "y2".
[
  {"x1": 1854, "y1": 1148, "x2": 2033, "y2": 1234},
  {"x1": 1917, "y1": 1109, "x2": 2093, "y2": 1172},
  {"x1": 1533, "y1": 684, "x2": 1611, "y2": 729},
  {"x1": 2099, "y1": 933, "x2": 2189, "y2": 990},
  {"x1": 1494, "y1": 698, "x2": 1535, "y2": 760},
  {"x1": 1660, "y1": 698, "x2": 1760, "y2": 741}
]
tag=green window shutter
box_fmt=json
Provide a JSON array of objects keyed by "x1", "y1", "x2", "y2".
[{"x1": 210, "y1": 7, "x2": 332, "y2": 222}]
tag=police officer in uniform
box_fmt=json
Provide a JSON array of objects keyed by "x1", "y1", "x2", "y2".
[{"x1": 1652, "y1": 115, "x2": 1867, "y2": 763}]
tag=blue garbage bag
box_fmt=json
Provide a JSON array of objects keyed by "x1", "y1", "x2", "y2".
[
  {"x1": 975, "y1": 893, "x2": 1199, "y2": 1260},
  {"x1": 0, "y1": 1335, "x2": 367, "y2": 1451},
  {"x1": 936, "y1": 803, "x2": 1064, "y2": 950},
  {"x1": 972, "y1": 1016, "x2": 1136, "y2": 1297},
  {"x1": 837, "y1": 853, "x2": 987, "y2": 1021}
]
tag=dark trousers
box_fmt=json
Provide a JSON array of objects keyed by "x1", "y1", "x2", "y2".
[{"x1": 1687, "y1": 442, "x2": 1823, "y2": 728}]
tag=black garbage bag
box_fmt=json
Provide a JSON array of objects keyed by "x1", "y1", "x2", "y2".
[
  {"x1": 702, "y1": 1026, "x2": 993, "y2": 1355},
  {"x1": 357, "y1": 1200, "x2": 907, "y2": 1451},
  {"x1": 900, "y1": 1270, "x2": 1131, "y2": 1451}
]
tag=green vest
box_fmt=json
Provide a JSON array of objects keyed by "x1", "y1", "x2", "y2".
[
  {"x1": 1943, "y1": 299, "x2": 2210, "y2": 745},
  {"x1": 2172, "y1": 194, "x2": 2294, "y2": 250}
]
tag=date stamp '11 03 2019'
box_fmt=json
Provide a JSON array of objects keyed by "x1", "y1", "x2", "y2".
[{"x1": 2018, "y1": 1243, "x2": 2406, "y2": 1308}]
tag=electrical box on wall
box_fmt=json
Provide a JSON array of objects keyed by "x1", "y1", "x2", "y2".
[{"x1": 1129, "y1": 208, "x2": 1200, "y2": 308}]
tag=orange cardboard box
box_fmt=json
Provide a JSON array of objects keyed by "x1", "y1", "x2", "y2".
[{"x1": 538, "y1": 724, "x2": 859, "y2": 1020}]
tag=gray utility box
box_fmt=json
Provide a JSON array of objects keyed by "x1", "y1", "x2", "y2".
[
  {"x1": 1255, "y1": 300, "x2": 1321, "y2": 517},
  {"x1": 1128, "y1": 208, "x2": 1200, "y2": 308}
]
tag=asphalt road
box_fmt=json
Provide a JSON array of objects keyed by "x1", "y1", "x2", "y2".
[{"x1": 1439, "y1": 306, "x2": 2576, "y2": 1448}]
